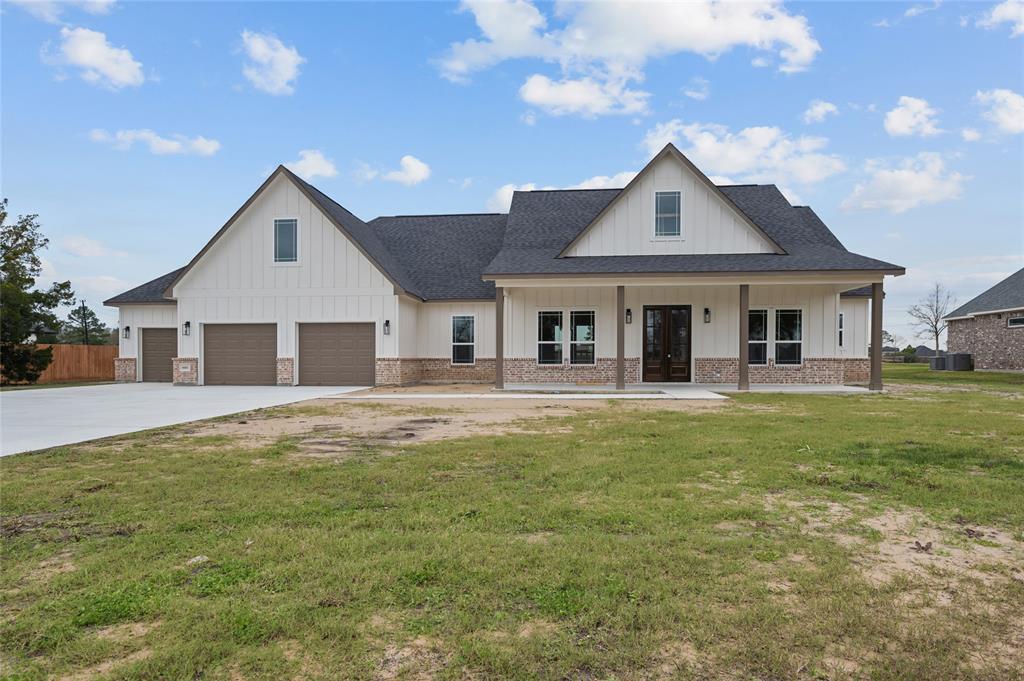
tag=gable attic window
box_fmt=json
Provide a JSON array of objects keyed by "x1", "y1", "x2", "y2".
[
  {"x1": 274, "y1": 218, "x2": 298, "y2": 263},
  {"x1": 654, "y1": 191, "x2": 681, "y2": 238}
]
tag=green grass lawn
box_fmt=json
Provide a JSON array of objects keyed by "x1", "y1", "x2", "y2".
[
  {"x1": 883, "y1": 362, "x2": 1024, "y2": 391},
  {"x1": 2, "y1": 385, "x2": 1022, "y2": 680}
]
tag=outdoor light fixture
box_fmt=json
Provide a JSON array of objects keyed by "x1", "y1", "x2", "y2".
[
  {"x1": 122, "y1": 326, "x2": 130, "y2": 339},
  {"x1": 625, "y1": 308, "x2": 632, "y2": 324},
  {"x1": 383, "y1": 319, "x2": 391, "y2": 335},
  {"x1": 182, "y1": 321, "x2": 191, "y2": 336},
  {"x1": 703, "y1": 307, "x2": 711, "y2": 323}
]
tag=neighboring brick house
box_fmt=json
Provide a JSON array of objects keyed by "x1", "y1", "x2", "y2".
[
  {"x1": 945, "y1": 268, "x2": 1024, "y2": 371},
  {"x1": 104, "y1": 144, "x2": 904, "y2": 389}
]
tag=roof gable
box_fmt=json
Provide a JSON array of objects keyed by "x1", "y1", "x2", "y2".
[
  {"x1": 162, "y1": 166, "x2": 418, "y2": 299},
  {"x1": 945, "y1": 267, "x2": 1024, "y2": 319},
  {"x1": 559, "y1": 144, "x2": 785, "y2": 257}
]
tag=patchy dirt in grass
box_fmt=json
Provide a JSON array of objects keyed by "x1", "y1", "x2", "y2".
[
  {"x1": 885, "y1": 382, "x2": 1023, "y2": 400},
  {"x1": 94, "y1": 620, "x2": 159, "y2": 642},
  {"x1": 278, "y1": 640, "x2": 324, "y2": 677},
  {"x1": 31, "y1": 549, "x2": 76, "y2": 581},
  {"x1": 58, "y1": 648, "x2": 152, "y2": 681},
  {"x1": 643, "y1": 639, "x2": 703, "y2": 679},
  {"x1": 376, "y1": 636, "x2": 449, "y2": 680},
  {"x1": 517, "y1": 620, "x2": 559, "y2": 638},
  {"x1": 520, "y1": 531, "x2": 555, "y2": 544}
]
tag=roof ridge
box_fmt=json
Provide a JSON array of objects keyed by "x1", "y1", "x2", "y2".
[
  {"x1": 517, "y1": 188, "x2": 623, "y2": 193},
  {"x1": 373, "y1": 212, "x2": 507, "y2": 219}
]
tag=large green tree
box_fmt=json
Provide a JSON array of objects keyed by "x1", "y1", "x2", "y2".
[
  {"x1": 59, "y1": 302, "x2": 112, "y2": 345},
  {"x1": 0, "y1": 199, "x2": 75, "y2": 384}
]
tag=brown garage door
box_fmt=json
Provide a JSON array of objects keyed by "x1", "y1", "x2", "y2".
[
  {"x1": 141, "y1": 328, "x2": 176, "y2": 382},
  {"x1": 298, "y1": 323, "x2": 375, "y2": 386},
  {"x1": 203, "y1": 324, "x2": 277, "y2": 385}
]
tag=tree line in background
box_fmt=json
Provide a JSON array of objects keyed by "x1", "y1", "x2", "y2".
[{"x1": 1, "y1": 199, "x2": 115, "y2": 384}]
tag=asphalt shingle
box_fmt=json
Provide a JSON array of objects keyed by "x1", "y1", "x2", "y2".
[{"x1": 945, "y1": 267, "x2": 1024, "y2": 318}]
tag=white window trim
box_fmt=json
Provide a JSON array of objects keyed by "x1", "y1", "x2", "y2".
[
  {"x1": 537, "y1": 310, "x2": 564, "y2": 366},
  {"x1": 569, "y1": 308, "x2": 597, "y2": 366},
  {"x1": 273, "y1": 217, "x2": 300, "y2": 266},
  {"x1": 1008, "y1": 315, "x2": 1024, "y2": 329},
  {"x1": 774, "y1": 307, "x2": 805, "y2": 367},
  {"x1": 652, "y1": 190, "x2": 683, "y2": 241},
  {"x1": 451, "y1": 314, "x2": 476, "y2": 366},
  {"x1": 748, "y1": 308, "x2": 769, "y2": 366}
]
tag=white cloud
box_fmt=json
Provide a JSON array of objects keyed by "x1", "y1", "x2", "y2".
[
  {"x1": 9, "y1": 0, "x2": 115, "y2": 23},
  {"x1": 240, "y1": 30, "x2": 304, "y2": 96},
  {"x1": 47, "y1": 26, "x2": 143, "y2": 90},
  {"x1": 977, "y1": 0, "x2": 1024, "y2": 37},
  {"x1": 382, "y1": 155, "x2": 432, "y2": 186},
  {"x1": 486, "y1": 170, "x2": 638, "y2": 211},
  {"x1": 841, "y1": 152, "x2": 969, "y2": 214},
  {"x1": 751, "y1": 56, "x2": 771, "y2": 68},
  {"x1": 905, "y1": 1, "x2": 941, "y2": 18},
  {"x1": 439, "y1": 0, "x2": 820, "y2": 117},
  {"x1": 90, "y1": 128, "x2": 220, "y2": 156},
  {"x1": 642, "y1": 119, "x2": 845, "y2": 187},
  {"x1": 285, "y1": 150, "x2": 337, "y2": 180},
  {"x1": 960, "y1": 127, "x2": 981, "y2": 141},
  {"x1": 683, "y1": 77, "x2": 710, "y2": 101},
  {"x1": 357, "y1": 155, "x2": 431, "y2": 186},
  {"x1": 802, "y1": 99, "x2": 838, "y2": 123},
  {"x1": 884, "y1": 96, "x2": 942, "y2": 137},
  {"x1": 975, "y1": 88, "x2": 1024, "y2": 134},
  {"x1": 873, "y1": 18, "x2": 892, "y2": 28},
  {"x1": 520, "y1": 110, "x2": 537, "y2": 126},
  {"x1": 75, "y1": 274, "x2": 130, "y2": 294},
  {"x1": 61, "y1": 236, "x2": 127, "y2": 258},
  {"x1": 449, "y1": 177, "x2": 473, "y2": 190},
  {"x1": 519, "y1": 74, "x2": 649, "y2": 116}
]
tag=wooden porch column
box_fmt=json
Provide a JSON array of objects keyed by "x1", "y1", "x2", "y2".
[
  {"x1": 616, "y1": 285, "x2": 625, "y2": 390},
  {"x1": 495, "y1": 286, "x2": 504, "y2": 390},
  {"x1": 870, "y1": 281, "x2": 883, "y2": 391},
  {"x1": 738, "y1": 284, "x2": 750, "y2": 391}
]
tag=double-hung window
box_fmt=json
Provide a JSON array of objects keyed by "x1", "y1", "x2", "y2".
[
  {"x1": 654, "y1": 191, "x2": 681, "y2": 238},
  {"x1": 775, "y1": 309, "x2": 803, "y2": 365},
  {"x1": 452, "y1": 315, "x2": 475, "y2": 364},
  {"x1": 538, "y1": 311, "x2": 563, "y2": 364},
  {"x1": 570, "y1": 311, "x2": 596, "y2": 365},
  {"x1": 748, "y1": 309, "x2": 768, "y2": 365},
  {"x1": 274, "y1": 218, "x2": 298, "y2": 263}
]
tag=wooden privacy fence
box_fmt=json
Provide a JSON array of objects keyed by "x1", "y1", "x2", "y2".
[{"x1": 35, "y1": 344, "x2": 118, "y2": 383}]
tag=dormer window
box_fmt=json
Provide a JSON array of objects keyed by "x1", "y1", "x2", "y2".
[
  {"x1": 274, "y1": 218, "x2": 298, "y2": 263},
  {"x1": 654, "y1": 191, "x2": 681, "y2": 238}
]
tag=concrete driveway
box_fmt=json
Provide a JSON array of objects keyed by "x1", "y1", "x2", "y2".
[{"x1": 0, "y1": 383, "x2": 367, "y2": 456}]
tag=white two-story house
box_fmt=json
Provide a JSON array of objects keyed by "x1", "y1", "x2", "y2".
[{"x1": 105, "y1": 144, "x2": 904, "y2": 390}]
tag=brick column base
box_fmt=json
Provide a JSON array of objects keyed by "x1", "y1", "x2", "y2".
[
  {"x1": 172, "y1": 357, "x2": 199, "y2": 385},
  {"x1": 842, "y1": 358, "x2": 870, "y2": 383},
  {"x1": 276, "y1": 357, "x2": 294, "y2": 385},
  {"x1": 114, "y1": 357, "x2": 136, "y2": 382}
]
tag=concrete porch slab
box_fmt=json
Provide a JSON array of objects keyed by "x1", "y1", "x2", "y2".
[{"x1": 703, "y1": 384, "x2": 870, "y2": 394}]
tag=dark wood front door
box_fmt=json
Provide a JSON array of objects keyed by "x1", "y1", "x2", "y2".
[{"x1": 643, "y1": 306, "x2": 691, "y2": 382}]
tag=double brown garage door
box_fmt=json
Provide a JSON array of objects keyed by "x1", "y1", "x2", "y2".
[{"x1": 202, "y1": 323, "x2": 374, "y2": 385}]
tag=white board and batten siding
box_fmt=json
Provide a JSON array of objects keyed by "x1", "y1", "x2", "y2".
[
  {"x1": 840, "y1": 298, "x2": 870, "y2": 358},
  {"x1": 410, "y1": 302, "x2": 497, "y2": 359},
  {"x1": 565, "y1": 155, "x2": 777, "y2": 257},
  {"x1": 171, "y1": 175, "x2": 401, "y2": 362},
  {"x1": 501, "y1": 284, "x2": 854, "y2": 360},
  {"x1": 117, "y1": 304, "x2": 178, "y2": 358}
]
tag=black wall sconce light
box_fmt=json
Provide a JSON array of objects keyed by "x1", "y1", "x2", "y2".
[
  {"x1": 122, "y1": 326, "x2": 130, "y2": 339},
  {"x1": 703, "y1": 307, "x2": 711, "y2": 323},
  {"x1": 383, "y1": 319, "x2": 391, "y2": 335},
  {"x1": 182, "y1": 321, "x2": 191, "y2": 336},
  {"x1": 625, "y1": 308, "x2": 632, "y2": 324}
]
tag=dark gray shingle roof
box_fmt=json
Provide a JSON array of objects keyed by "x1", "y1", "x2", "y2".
[
  {"x1": 369, "y1": 213, "x2": 508, "y2": 300},
  {"x1": 483, "y1": 185, "x2": 903, "y2": 276},
  {"x1": 945, "y1": 267, "x2": 1024, "y2": 319},
  {"x1": 104, "y1": 268, "x2": 183, "y2": 305}
]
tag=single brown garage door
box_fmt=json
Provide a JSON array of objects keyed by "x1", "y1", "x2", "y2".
[
  {"x1": 203, "y1": 324, "x2": 277, "y2": 385},
  {"x1": 141, "y1": 328, "x2": 176, "y2": 382},
  {"x1": 298, "y1": 323, "x2": 375, "y2": 386}
]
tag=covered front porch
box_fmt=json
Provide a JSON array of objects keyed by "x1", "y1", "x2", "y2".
[{"x1": 490, "y1": 275, "x2": 886, "y2": 392}]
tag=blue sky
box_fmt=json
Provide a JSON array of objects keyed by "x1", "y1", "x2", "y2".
[{"x1": 2, "y1": 0, "x2": 1022, "y2": 344}]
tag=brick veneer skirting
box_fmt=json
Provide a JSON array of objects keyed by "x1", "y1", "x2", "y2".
[
  {"x1": 694, "y1": 357, "x2": 849, "y2": 384},
  {"x1": 948, "y1": 312, "x2": 1024, "y2": 371},
  {"x1": 172, "y1": 357, "x2": 198, "y2": 385},
  {"x1": 114, "y1": 357, "x2": 136, "y2": 382},
  {"x1": 276, "y1": 357, "x2": 294, "y2": 386},
  {"x1": 503, "y1": 357, "x2": 642, "y2": 384},
  {"x1": 842, "y1": 358, "x2": 870, "y2": 383},
  {"x1": 374, "y1": 358, "x2": 497, "y2": 385}
]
